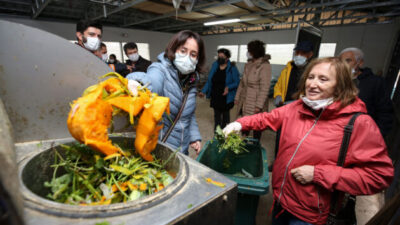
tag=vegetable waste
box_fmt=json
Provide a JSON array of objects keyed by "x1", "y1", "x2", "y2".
[
  {"x1": 44, "y1": 143, "x2": 175, "y2": 205},
  {"x1": 67, "y1": 72, "x2": 169, "y2": 161},
  {"x1": 212, "y1": 125, "x2": 248, "y2": 154},
  {"x1": 45, "y1": 72, "x2": 174, "y2": 205}
]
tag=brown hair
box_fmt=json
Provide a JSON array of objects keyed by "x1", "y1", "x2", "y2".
[
  {"x1": 164, "y1": 30, "x2": 206, "y2": 73},
  {"x1": 247, "y1": 40, "x2": 265, "y2": 59},
  {"x1": 294, "y1": 57, "x2": 359, "y2": 108}
]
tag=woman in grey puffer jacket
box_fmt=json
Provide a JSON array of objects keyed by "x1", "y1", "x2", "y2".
[{"x1": 127, "y1": 30, "x2": 206, "y2": 155}]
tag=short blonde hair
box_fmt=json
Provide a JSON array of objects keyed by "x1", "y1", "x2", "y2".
[{"x1": 294, "y1": 57, "x2": 359, "y2": 108}]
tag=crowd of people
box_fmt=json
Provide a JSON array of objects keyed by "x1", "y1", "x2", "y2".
[
  {"x1": 75, "y1": 19, "x2": 151, "y2": 77},
  {"x1": 75, "y1": 18, "x2": 396, "y2": 225}
]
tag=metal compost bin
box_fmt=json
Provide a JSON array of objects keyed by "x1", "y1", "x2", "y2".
[
  {"x1": 19, "y1": 137, "x2": 187, "y2": 218},
  {"x1": 0, "y1": 20, "x2": 238, "y2": 225}
]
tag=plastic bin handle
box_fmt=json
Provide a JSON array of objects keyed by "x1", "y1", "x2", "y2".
[
  {"x1": 238, "y1": 185, "x2": 269, "y2": 195},
  {"x1": 244, "y1": 137, "x2": 261, "y2": 146}
]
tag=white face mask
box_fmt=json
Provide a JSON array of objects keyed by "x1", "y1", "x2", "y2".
[
  {"x1": 246, "y1": 52, "x2": 253, "y2": 60},
  {"x1": 173, "y1": 52, "x2": 197, "y2": 74},
  {"x1": 302, "y1": 96, "x2": 334, "y2": 110},
  {"x1": 293, "y1": 55, "x2": 307, "y2": 67},
  {"x1": 128, "y1": 53, "x2": 139, "y2": 62},
  {"x1": 83, "y1": 36, "x2": 100, "y2": 51},
  {"x1": 109, "y1": 59, "x2": 115, "y2": 64},
  {"x1": 101, "y1": 54, "x2": 108, "y2": 62}
]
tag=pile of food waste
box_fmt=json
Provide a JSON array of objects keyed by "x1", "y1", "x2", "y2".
[
  {"x1": 212, "y1": 125, "x2": 248, "y2": 155},
  {"x1": 45, "y1": 143, "x2": 175, "y2": 205},
  {"x1": 44, "y1": 72, "x2": 173, "y2": 205},
  {"x1": 67, "y1": 72, "x2": 169, "y2": 161}
]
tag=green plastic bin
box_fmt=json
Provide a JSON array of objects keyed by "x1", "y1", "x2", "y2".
[{"x1": 197, "y1": 138, "x2": 269, "y2": 225}]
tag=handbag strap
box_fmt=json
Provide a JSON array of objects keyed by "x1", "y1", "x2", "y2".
[
  {"x1": 161, "y1": 87, "x2": 191, "y2": 143},
  {"x1": 329, "y1": 112, "x2": 364, "y2": 216}
]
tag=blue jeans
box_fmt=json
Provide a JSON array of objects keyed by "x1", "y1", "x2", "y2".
[{"x1": 272, "y1": 206, "x2": 312, "y2": 225}]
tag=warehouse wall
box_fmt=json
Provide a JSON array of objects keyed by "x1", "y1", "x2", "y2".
[
  {"x1": 0, "y1": 17, "x2": 173, "y2": 62},
  {"x1": 202, "y1": 22, "x2": 400, "y2": 77}
]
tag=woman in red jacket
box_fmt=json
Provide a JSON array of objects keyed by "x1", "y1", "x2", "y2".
[{"x1": 223, "y1": 57, "x2": 394, "y2": 225}]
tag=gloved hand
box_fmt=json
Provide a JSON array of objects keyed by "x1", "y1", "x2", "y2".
[
  {"x1": 127, "y1": 79, "x2": 141, "y2": 96},
  {"x1": 274, "y1": 95, "x2": 283, "y2": 107},
  {"x1": 222, "y1": 122, "x2": 242, "y2": 137}
]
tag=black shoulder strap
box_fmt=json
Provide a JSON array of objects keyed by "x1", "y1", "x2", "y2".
[
  {"x1": 161, "y1": 87, "x2": 192, "y2": 143},
  {"x1": 329, "y1": 112, "x2": 364, "y2": 216},
  {"x1": 337, "y1": 112, "x2": 364, "y2": 166}
]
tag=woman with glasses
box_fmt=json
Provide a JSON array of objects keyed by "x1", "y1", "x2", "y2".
[{"x1": 127, "y1": 30, "x2": 205, "y2": 156}]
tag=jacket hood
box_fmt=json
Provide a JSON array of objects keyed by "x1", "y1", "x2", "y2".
[
  {"x1": 253, "y1": 55, "x2": 270, "y2": 65},
  {"x1": 298, "y1": 97, "x2": 367, "y2": 119},
  {"x1": 249, "y1": 56, "x2": 270, "y2": 70},
  {"x1": 157, "y1": 52, "x2": 172, "y2": 67}
]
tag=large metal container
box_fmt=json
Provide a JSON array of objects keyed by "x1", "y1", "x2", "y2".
[{"x1": 19, "y1": 136, "x2": 187, "y2": 218}]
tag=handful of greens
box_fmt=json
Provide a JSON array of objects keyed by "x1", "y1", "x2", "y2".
[
  {"x1": 44, "y1": 143, "x2": 174, "y2": 205},
  {"x1": 213, "y1": 125, "x2": 248, "y2": 154}
]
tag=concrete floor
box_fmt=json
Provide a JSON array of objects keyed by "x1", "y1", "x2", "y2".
[
  {"x1": 189, "y1": 97, "x2": 275, "y2": 225},
  {"x1": 188, "y1": 97, "x2": 380, "y2": 225}
]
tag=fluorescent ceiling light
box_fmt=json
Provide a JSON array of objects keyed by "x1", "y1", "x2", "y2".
[{"x1": 204, "y1": 18, "x2": 241, "y2": 26}]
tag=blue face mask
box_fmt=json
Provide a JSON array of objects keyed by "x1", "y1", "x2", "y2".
[
  {"x1": 293, "y1": 55, "x2": 307, "y2": 66},
  {"x1": 173, "y1": 53, "x2": 197, "y2": 74}
]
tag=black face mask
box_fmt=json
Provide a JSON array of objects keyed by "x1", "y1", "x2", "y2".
[{"x1": 217, "y1": 57, "x2": 226, "y2": 65}]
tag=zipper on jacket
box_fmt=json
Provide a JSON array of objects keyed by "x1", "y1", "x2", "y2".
[
  {"x1": 317, "y1": 187, "x2": 323, "y2": 214},
  {"x1": 277, "y1": 110, "x2": 324, "y2": 203}
]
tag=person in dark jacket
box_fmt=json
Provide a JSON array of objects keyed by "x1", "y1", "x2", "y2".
[
  {"x1": 75, "y1": 19, "x2": 102, "y2": 58},
  {"x1": 107, "y1": 54, "x2": 125, "y2": 72},
  {"x1": 116, "y1": 42, "x2": 152, "y2": 77},
  {"x1": 339, "y1": 47, "x2": 393, "y2": 137},
  {"x1": 199, "y1": 48, "x2": 240, "y2": 130}
]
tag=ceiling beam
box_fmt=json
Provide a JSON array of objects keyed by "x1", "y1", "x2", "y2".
[
  {"x1": 91, "y1": 0, "x2": 147, "y2": 20},
  {"x1": 122, "y1": 0, "x2": 243, "y2": 27},
  {"x1": 156, "y1": 0, "x2": 369, "y2": 31},
  {"x1": 0, "y1": 6, "x2": 30, "y2": 13},
  {"x1": 320, "y1": 11, "x2": 339, "y2": 26},
  {"x1": 1, "y1": 0, "x2": 31, "y2": 5},
  {"x1": 164, "y1": 10, "x2": 399, "y2": 32},
  {"x1": 206, "y1": 11, "x2": 400, "y2": 31},
  {"x1": 32, "y1": 0, "x2": 53, "y2": 19},
  {"x1": 157, "y1": 0, "x2": 400, "y2": 31}
]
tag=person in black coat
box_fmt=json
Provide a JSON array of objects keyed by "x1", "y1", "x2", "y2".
[
  {"x1": 116, "y1": 42, "x2": 151, "y2": 77},
  {"x1": 339, "y1": 47, "x2": 393, "y2": 137}
]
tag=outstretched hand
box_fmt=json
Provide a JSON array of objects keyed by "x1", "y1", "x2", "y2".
[{"x1": 222, "y1": 122, "x2": 242, "y2": 137}]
